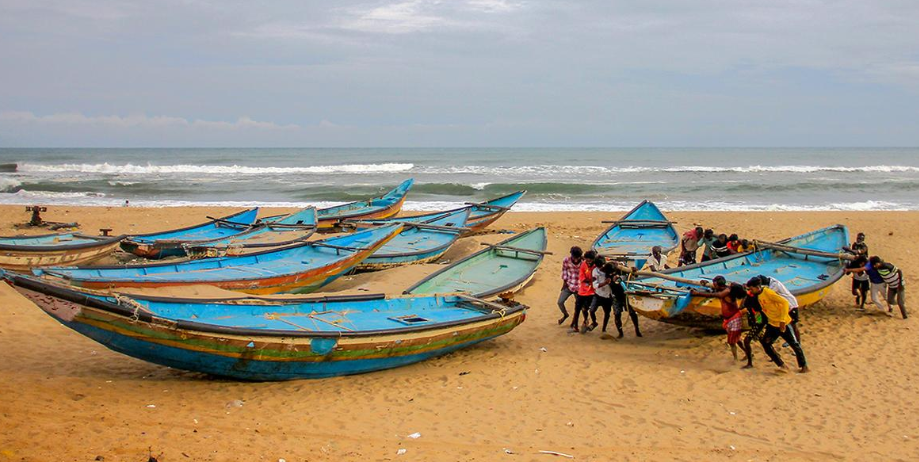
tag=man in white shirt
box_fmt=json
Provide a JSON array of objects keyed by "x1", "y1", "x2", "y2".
[{"x1": 644, "y1": 246, "x2": 670, "y2": 272}]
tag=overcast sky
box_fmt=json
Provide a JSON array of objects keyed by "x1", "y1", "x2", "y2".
[{"x1": 1, "y1": 0, "x2": 917, "y2": 147}]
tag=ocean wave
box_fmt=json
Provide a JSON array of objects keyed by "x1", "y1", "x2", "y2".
[
  {"x1": 0, "y1": 177, "x2": 22, "y2": 193},
  {"x1": 0, "y1": 194, "x2": 908, "y2": 212},
  {"x1": 416, "y1": 164, "x2": 919, "y2": 176},
  {"x1": 16, "y1": 162, "x2": 415, "y2": 175}
]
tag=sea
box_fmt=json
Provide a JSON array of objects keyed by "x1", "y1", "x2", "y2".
[{"x1": 0, "y1": 148, "x2": 917, "y2": 212}]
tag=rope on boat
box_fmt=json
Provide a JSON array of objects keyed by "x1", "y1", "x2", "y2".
[{"x1": 114, "y1": 294, "x2": 147, "y2": 322}]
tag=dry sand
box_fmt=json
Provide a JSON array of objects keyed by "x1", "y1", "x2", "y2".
[{"x1": 0, "y1": 205, "x2": 917, "y2": 461}]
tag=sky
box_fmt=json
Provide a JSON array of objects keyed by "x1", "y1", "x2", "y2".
[{"x1": 0, "y1": 0, "x2": 917, "y2": 147}]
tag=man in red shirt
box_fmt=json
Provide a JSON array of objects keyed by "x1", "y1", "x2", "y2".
[
  {"x1": 570, "y1": 250, "x2": 597, "y2": 333},
  {"x1": 679, "y1": 226, "x2": 704, "y2": 266}
]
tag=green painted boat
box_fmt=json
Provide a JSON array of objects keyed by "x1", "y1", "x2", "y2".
[{"x1": 404, "y1": 227, "x2": 547, "y2": 299}]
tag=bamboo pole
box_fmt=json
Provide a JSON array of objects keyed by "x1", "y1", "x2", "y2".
[{"x1": 754, "y1": 240, "x2": 854, "y2": 261}]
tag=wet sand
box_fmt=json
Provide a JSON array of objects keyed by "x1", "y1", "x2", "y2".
[{"x1": 0, "y1": 205, "x2": 916, "y2": 461}]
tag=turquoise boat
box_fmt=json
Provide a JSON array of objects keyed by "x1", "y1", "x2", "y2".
[
  {"x1": 183, "y1": 207, "x2": 318, "y2": 258},
  {"x1": 591, "y1": 200, "x2": 679, "y2": 269},
  {"x1": 317, "y1": 179, "x2": 414, "y2": 231},
  {"x1": 0, "y1": 232, "x2": 125, "y2": 272},
  {"x1": 5, "y1": 272, "x2": 526, "y2": 381},
  {"x1": 34, "y1": 225, "x2": 403, "y2": 295},
  {"x1": 357, "y1": 207, "x2": 470, "y2": 271},
  {"x1": 121, "y1": 208, "x2": 260, "y2": 259},
  {"x1": 626, "y1": 225, "x2": 849, "y2": 329},
  {"x1": 405, "y1": 227, "x2": 547, "y2": 299}
]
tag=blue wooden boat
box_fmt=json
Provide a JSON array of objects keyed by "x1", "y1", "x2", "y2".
[
  {"x1": 5, "y1": 272, "x2": 527, "y2": 380},
  {"x1": 0, "y1": 232, "x2": 125, "y2": 272},
  {"x1": 121, "y1": 208, "x2": 260, "y2": 259},
  {"x1": 591, "y1": 200, "x2": 679, "y2": 268},
  {"x1": 357, "y1": 207, "x2": 470, "y2": 271},
  {"x1": 317, "y1": 179, "x2": 414, "y2": 231},
  {"x1": 34, "y1": 225, "x2": 403, "y2": 295},
  {"x1": 626, "y1": 225, "x2": 849, "y2": 329},
  {"x1": 405, "y1": 227, "x2": 548, "y2": 299},
  {"x1": 183, "y1": 207, "x2": 318, "y2": 258},
  {"x1": 346, "y1": 190, "x2": 526, "y2": 235}
]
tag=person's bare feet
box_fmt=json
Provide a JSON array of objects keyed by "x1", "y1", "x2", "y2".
[
  {"x1": 776, "y1": 364, "x2": 790, "y2": 373},
  {"x1": 799, "y1": 366, "x2": 810, "y2": 373},
  {"x1": 557, "y1": 314, "x2": 569, "y2": 325},
  {"x1": 742, "y1": 364, "x2": 754, "y2": 369}
]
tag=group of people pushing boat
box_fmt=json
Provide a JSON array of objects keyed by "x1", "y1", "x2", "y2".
[
  {"x1": 842, "y1": 232, "x2": 907, "y2": 318},
  {"x1": 557, "y1": 244, "x2": 808, "y2": 373},
  {"x1": 557, "y1": 229, "x2": 907, "y2": 375}
]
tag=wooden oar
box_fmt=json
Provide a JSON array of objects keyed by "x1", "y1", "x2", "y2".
[
  {"x1": 600, "y1": 219, "x2": 677, "y2": 225},
  {"x1": 479, "y1": 243, "x2": 553, "y2": 256},
  {"x1": 627, "y1": 281, "x2": 692, "y2": 294},
  {"x1": 206, "y1": 216, "x2": 260, "y2": 228},
  {"x1": 402, "y1": 223, "x2": 469, "y2": 233},
  {"x1": 631, "y1": 269, "x2": 711, "y2": 287},
  {"x1": 754, "y1": 240, "x2": 855, "y2": 261}
]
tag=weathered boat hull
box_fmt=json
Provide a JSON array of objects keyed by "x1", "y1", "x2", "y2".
[
  {"x1": 317, "y1": 179, "x2": 414, "y2": 232},
  {"x1": 0, "y1": 235, "x2": 124, "y2": 272},
  {"x1": 8, "y1": 276, "x2": 526, "y2": 381},
  {"x1": 36, "y1": 226, "x2": 403, "y2": 295},
  {"x1": 591, "y1": 200, "x2": 679, "y2": 269},
  {"x1": 627, "y1": 225, "x2": 848, "y2": 329},
  {"x1": 122, "y1": 208, "x2": 260, "y2": 259}
]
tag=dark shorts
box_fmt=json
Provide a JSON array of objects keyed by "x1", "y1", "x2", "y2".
[
  {"x1": 852, "y1": 278, "x2": 869, "y2": 295},
  {"x1": 591, "y1": 295, "x2": 613, "y2": 313},
  {"x1": 575, "y1": 294, "x2": 594, "y2": 311}
]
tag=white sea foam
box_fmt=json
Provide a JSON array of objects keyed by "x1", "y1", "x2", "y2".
[
  {"x1": 17, "y1": 162, "x2": 415, "y2": 175},
  {"x1": 0, "y1": 177, "x2": 21, "y2": 192},
  {"x1": 0, "y1": 193, "x2": 909, "y2": 212}
]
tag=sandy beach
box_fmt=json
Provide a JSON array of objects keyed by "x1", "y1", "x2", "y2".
[{"x1": 0, "y1": 205, "x2": 916, "y2": 461}]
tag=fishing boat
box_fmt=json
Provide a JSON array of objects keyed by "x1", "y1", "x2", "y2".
[
  {"x1": 357, "y1": 207, "x2": 470, "y2": 271},
  {"x1": 5, "y1": 272, "x2": 527, "y2": 380},
  {"x1": 34, "y1": 225, "x2": 403, "y2": 295},
  {"x1": 405, "y1": 227, "x2": 548, "y2": 299},
  {"x1": 0, "y1": 232, "x2": 125, "y2": 272},
  {"x1": 626, "y1": 225, "x2": 849, "y2": 329},
  {"x1": 183, "y1": 207, "x2": 318, "y2": 258},
  {"x1": 591, "y1": 200, "x2": 679, "y2": 269},
  {"x1": 121, "y1": 208, "x2": 260, "y2": 259},
  {"x1": 317, "y1": 179, "x2": 414, "y2": 231},
  {"x1": 349, "y1": 190, "x2": 526, "y2": 236}
]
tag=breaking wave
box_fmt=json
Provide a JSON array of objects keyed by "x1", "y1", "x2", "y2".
[{"x1": 16, "y1": 162, "x2": 415, "y2": 175}]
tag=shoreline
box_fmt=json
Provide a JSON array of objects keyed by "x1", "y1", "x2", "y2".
[{"x1": 0, "y1": 206, "x2": 916, "y2": 460}]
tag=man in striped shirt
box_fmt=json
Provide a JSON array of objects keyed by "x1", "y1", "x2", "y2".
[
  {"x1": 557, "y1": 246, "x2": 583, "y2": 325},
  {"x1": 877, "y1": 258, "x2": 907, "y2": 319}
]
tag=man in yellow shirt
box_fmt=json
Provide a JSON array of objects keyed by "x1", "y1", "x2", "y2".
[{"x1": 746, "y1": 278, "x2": 809, "y2": 373}]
